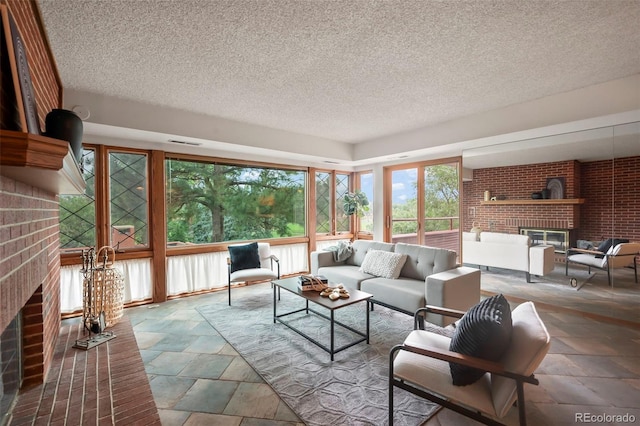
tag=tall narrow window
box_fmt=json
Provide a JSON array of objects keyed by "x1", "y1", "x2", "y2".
[
  {"x1": 314, "y1": 170, "x2": 358, "y2": 237},
  {"x1": 315, "y1": 171, "x2": 331, "y2": 234},
  {"x1": 59, "y1": 148, "x2": 96, "y2": 250},
  {"x1": 390, "y1": 167, "x2": 419, "y2": 244},
  {"x1": 358, "y1": 171, "x2": 374, "y2": 234},
  {"x1": 423, "y1": 163, "x2": 460, "y2": 235},
  {"x1": 109, "y1": 152, "x2": 149, "y2": 249},
  {"x1": 335, "y1": 173, "x2": 350, "y2": 233}
]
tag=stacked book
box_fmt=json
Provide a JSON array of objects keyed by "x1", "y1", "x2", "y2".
[{"x1": 297, "y1": 275, "x2": 328, "y2": 291}]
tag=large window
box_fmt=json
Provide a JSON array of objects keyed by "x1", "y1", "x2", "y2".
[
  {"x1": 166, "y1": 158, "x2": 306, "y2": 244},
  {"x1": 109, "y1": 152, "x2": 149, "y2": 248},
  {"x1": 59, "y1": 148, "x2": 96, "y2": 250}
]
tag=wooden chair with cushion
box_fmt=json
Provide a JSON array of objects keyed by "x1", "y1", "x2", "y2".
[
  {"x1": 389, "y1": 296, "x2": 550, "y2": 426},
  {"x1": 565, "y1": 241, "x2": 640, "y2": 286},
  {"x1": 227, "y1": 242, "x2": 280, "y2": 305}
]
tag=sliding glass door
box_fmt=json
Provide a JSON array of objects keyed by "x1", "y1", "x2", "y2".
[{"x1": 384, "y1": 159, "x2": 461, "y2": 254}]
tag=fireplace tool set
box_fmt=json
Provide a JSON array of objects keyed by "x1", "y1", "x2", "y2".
[{"x1": 73, "y1": 246, "x2": 125, "y2": 350}]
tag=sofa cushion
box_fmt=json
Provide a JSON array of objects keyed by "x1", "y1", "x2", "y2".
[
  {"x1": 463, "y1": 233, "x2": 532, "y2": 273},
  {"x1": 361, "y1": 277, "x2": 425, "y2": 314},
  {"x1": 359, "y1": 250, "x2": 408, "y2": 279},
  {"x1": 449, "y1": 294, "x2": 513, "y2": 386},
  {"x1": 346, "y1": 240, "x2": 395, "y2": 267},
  {"x1": 394, "y1": 331, "x2": 496, "y2": 418},
  {"x1": 395, "y1": 243, "x2": 457, "y2": 281},
  {"x1": 566, "y1": 253, "x2": 606, "y2": 269},
  {"x1": 462, "y1": 232, "x2": 478, "y2": 242},
  {"x1": 480, "y1": 232, "x2": 530, "y2": 245},
  {"x1": 228, "y1": 242, "x2": 261, "y2": 273},
  {"x1": 317, "y1": 265, "x2": 374, "y2": 291}
]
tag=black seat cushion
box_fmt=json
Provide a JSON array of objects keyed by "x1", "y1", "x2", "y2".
[
  {"x1": 229, "y1": 242, "x2": 261, "y2": 273},
  {"x1": 595, "y1": 238, "x2": 629, "y2": 258},
  {"x1": 449, "y1": 294, "x2": 513, "y2": 386}
]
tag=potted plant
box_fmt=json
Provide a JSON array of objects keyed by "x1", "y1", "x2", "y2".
[{"x1": 342, "y1": 190, "x2": 370, "y2": 216}]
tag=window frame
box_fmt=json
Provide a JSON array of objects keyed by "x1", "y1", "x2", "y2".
[
  {"x1": 107, "y1": 148, "x2": 151, "y2": 251},
  {"x1": 58, "y1": 146, "x2": 98, "y2": 253},
  {"x1": 355, "y1": 170, "x2": 374, "y2": 239},
  {"x1": 383, "y1": 157, "x2": 462, "y2": 252},
  {"x1": 311, "y1": 168, "x2": 355, "y2": 241}
]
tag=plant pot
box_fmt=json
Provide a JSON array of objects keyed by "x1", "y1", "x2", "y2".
[{"x1": 44, "y1": 109, "x2": 83, "y2": 162}]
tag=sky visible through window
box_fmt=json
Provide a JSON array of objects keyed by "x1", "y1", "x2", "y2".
[{"x1": 392, "y1": 168, "x2": 417, "y2": 204}]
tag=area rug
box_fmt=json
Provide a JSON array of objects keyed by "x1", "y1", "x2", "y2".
[{"x1": 197, "y1": 284, "x2": 446, "y2": 425}]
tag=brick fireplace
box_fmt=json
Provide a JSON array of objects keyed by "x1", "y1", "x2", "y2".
[
  {"x1": 1, "y1": 0, "x2": 65, "y2": 408},
  {"x1": 463, "y1": 160, "x2": 582, "y2": 234},
  {"x1": 0, "y1": 6, "x2": 161, "y2": 423},
  {"x1": 520, "y1": 228, "x2": 573, "y2": 253},
  {"x1": 0, "y1": 176, "x2": 62, "y2": 387},
  {"x1": 463, "y1": 156, "x2": 640, "y2": 247}
]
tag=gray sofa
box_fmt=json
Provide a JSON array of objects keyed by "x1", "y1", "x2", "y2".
[{"x1": 310, "y1": 240, "x2": 480, "y2": 326}]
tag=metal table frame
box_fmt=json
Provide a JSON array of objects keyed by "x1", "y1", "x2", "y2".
[{"x1": 272, "y1": 277, "x2": 372, "y2": 361}]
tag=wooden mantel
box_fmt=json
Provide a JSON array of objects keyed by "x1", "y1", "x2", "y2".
[
  {"x1": 480, "y1": 199, "x2": 585, "y2": 205},
  {"x1": 0, "y1": 130, "x2": 85, "y2": 194}
]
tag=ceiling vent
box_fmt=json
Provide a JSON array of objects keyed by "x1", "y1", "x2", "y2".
[{"x1": 168, "y1": 139, "x2": 202, "y2": 146}]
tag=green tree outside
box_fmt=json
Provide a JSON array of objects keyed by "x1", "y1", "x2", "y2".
[
  {"x1": 392, "y1": 164, "x2": 459, "y2": 235},
  {"x1": 166, "y1": 159, "x2": 305, "y2": 243}
]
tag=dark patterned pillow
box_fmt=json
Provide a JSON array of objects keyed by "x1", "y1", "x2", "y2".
[
  {"x1": 449, "y1": 294, "x2": 513, "y2": 386},
  {"x1": 229, "y1": 242, "x2": 261, "y2": 273}
]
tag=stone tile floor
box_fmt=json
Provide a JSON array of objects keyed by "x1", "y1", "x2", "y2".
[
  {"x1": 127, "y1": 291, "x2": 303, "y2": 426},
  {"x1": 127, "y1": 265, "x2": 640, "y2": 426}
]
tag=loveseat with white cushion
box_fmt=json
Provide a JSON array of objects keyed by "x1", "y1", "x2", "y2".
[
  {"x1": 310, "y1": 240, "x2": 480, "y2": 326},
  {"x1": 462, "y1": 231, "x2": 555, "y2": 282}
]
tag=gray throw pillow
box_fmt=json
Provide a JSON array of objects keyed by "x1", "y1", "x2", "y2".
[{"x1": 359, "y1": 250, "x2": 408, "y2": 279}]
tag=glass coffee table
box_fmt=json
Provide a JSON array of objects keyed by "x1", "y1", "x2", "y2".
[{"x1": 271, "y1": 277, "x2": 372, "y2": 361}]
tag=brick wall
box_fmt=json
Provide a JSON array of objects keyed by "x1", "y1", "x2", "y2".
[
  {"x1": 1, "y1": 0, "x2": 63, "y2": 386},
  {"x1": 463, "y1": 160, "x2": 580, "y2": 233},
  {"x1": 463, "y1": 157, "x2": 640, "y2": 244},
  {"x1": 580, "y1": 156, "x2": 640, "y2": 243},
  {"x1": 0, "y1": 176, "x2": 61, "y2": 386}
]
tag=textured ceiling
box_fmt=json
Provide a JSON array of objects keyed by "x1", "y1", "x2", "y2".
[{"x1": 38, "y1": 0, "x2": 640, "y2": 144}]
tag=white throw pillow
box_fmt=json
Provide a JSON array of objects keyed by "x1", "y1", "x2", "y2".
[{"x1": 359, "y1": 250, "x2": 408, "y2": 279}]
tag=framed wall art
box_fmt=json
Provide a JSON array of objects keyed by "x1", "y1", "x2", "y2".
[
  {"x1": 1, "y1": 4, "x2": 40, "y2": 134},
  {"x1": 546, "y1": 177, "x2": 565, "y2": 199}
]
